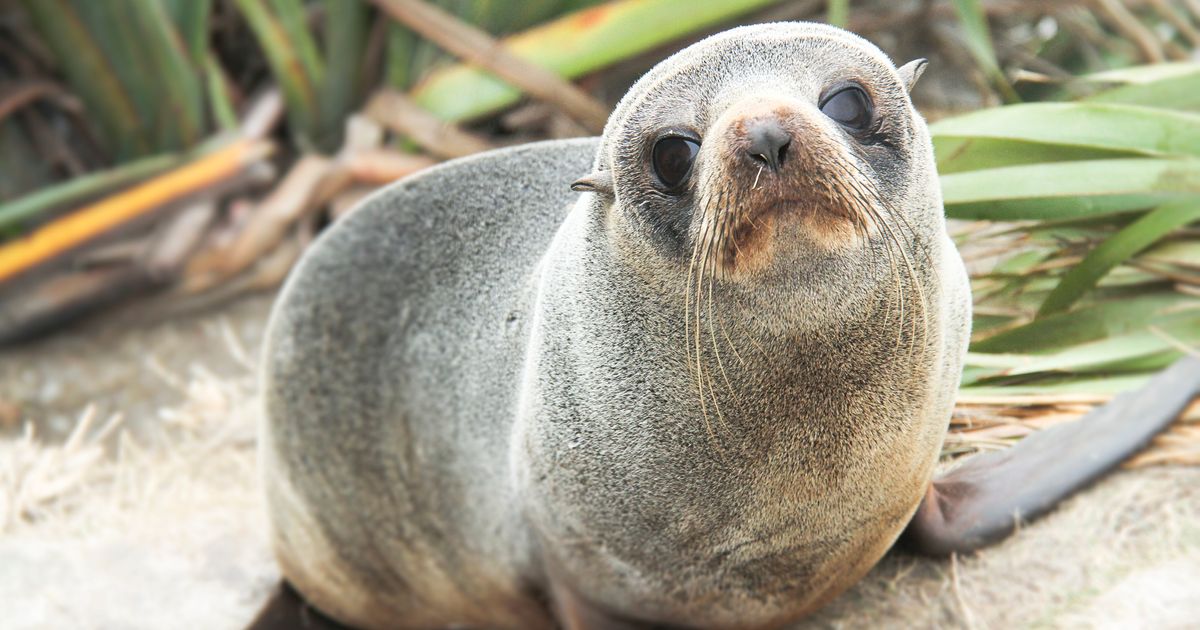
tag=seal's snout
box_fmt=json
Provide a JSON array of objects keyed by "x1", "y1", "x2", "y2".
[
  {"x1": 697, "y1": 96, "x2": 882, "y2": 279},
  {"x1": 744, "y1": 116, "x2": 791, "y2": 172}
]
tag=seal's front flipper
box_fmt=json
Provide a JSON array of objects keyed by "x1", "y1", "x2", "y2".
[
  {"x1": 904, "y1": 356, "x2": 1200, "y2": 556},
  {"x1": 244, "y1": 582, "x2": 350, "y2": 630}
]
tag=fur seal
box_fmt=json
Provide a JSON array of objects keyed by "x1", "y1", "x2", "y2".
[{"x1": 252, "y1": 22, "x2": 1200, "y2": 630}]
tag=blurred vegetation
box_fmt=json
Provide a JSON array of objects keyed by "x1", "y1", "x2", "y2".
[{"x1": 0, "y1": 1, "x2": 1198, "y2": 438}]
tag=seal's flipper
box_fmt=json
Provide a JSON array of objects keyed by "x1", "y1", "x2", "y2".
[
  {"x1": 244, "y1": 582, "x2": 350, "y2": 630},
  {"x1": 904, "y1": 356, "x2": 1200, "y2": 556},
  {"x1": 551, "y1": 582, "x2": 651, "y2": 630}
]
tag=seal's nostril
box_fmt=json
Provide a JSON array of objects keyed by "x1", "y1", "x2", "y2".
[{"x1": 745, "y1": 118, "x2": 791, "y2": 172}]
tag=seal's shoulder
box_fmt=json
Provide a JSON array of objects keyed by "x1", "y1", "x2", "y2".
[
  {"x1": 339, "y1": 136, "x2": 600, "y2": 234},
  {"x1": 276, "y1": 136, "x2": 598, "y2": 299},
  {"x1": 266, "y1": 137, "x2": 599, "y2": 361}
]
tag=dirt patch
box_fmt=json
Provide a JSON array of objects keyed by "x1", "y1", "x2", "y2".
[
  {"x1": 0, "y1": 295, "x2": 273, "y2": 442},
  {"x1": 1, "y1": 294, "x2": 1197, "y2": 629}
]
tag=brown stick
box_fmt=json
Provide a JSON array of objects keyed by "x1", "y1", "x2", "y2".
[
  {"x1": 0, "y1": 265, "x2": 151, "y2": 345},
  {"x1": 329, "y1": 186, "x2": 377, "y2": 220},
  {"x1": 1146, "y1": 0, "x2": 1200, "y2": 47},
  {"x1": 240, "y1": 89, "x2": 286, "y2": 141},
  {"x1": 343, "y1": 149, "x2": 437, "y2": 185},
  {"x1": 1091, "y1": 0, "x2": 1168, "y2": 62},
  {"x1": 0, "y1": 80, "x2": 77, "y2": 123},
  {"x1": 370, "y1": 0, "x2": 609, "y2": 132},
  {"x1": 365, "y1": 89, "x2": 493, "y2": 159},
  {"x1": 1185, "y1": 0, "x2": 1200, "y2": 23},
  {"x1": 183, "y1": 155, "x2": 336, "y2": 292},
  {"x1": 144, "y1": 200, "x2": 218, "y2": 279},
  {"x1": 153, "y1": 231, "x2": 307, "y2": 319}
]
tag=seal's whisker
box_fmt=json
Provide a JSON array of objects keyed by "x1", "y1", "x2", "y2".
[
  {"x1": 856, "y1": 198, "x2": 908, "y2": 352},
  {"x1": 691, "y1": 177, "x2": 732, "y2": 457},
  {"x1": 834, "y1": 176, "x2": 897, "y2": 331},
  {"x1": 698, "y1": 188, "x2": 733, "y2": 438},
  {"x1": 828, "y1": 159, "x2": 915, "y2": 355},
  {"x1": 684, "y1": 212, "x2": 702, "y2": 379},
  {"x1": 823, "y1": 170, "x2": 894, "y2": 330},
  {"x1": 838, "y1": 159, "x2": 931, "y2": 361},
  {"x1": 707, "y1": 209, "x2": 741, "y2": 429},
  {"x1": 847, "y1": 161, "x2": 932, "y2": 356},
  {"x1": 880, "y1": 203, "x2": 939, "y2": 359},
  {"x1": 706, "y1": 278, "x2": 735, "y2": 437},
  {"x1": 685, "y1": 166, "x2": 723, "y2": 367},
  {"x1": 863, "y1": 199, "x2": 919, "y2": 356},
  {"x1": 844, "y1": 157, "x2": 939, "y2": 298},
  {"x1": 718, "y1": 319, "x2": 749, "y2": 368},
  {"x1": 685, "y1": 174, "x2": 714, "y2": 442},
  {"x1": 693, "y1": 207, "x2": 715, "y2": 437}
]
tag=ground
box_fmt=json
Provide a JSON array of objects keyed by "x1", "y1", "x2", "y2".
[{"x1": 1, "y1": 294, "x2": 1197, "y2": 630}]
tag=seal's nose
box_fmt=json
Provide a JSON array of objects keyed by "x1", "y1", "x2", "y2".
[{"x1": 745, "y1": 117, "x2": 791, "y2": 172}]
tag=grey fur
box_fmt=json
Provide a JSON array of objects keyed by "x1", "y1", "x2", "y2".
[{"x1": 261, "y1": 22, "x2": 971, "y2": 629}]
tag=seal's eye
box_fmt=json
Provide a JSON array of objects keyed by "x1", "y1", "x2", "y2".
[
  {"x1": 652, "y1": 136, "x2": 700, "y2": 190},
  {"x1": 820, "y1": 85, "x2": 873, "y2": 131}
]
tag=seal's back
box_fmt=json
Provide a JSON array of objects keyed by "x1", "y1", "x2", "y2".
[{"x1": 260, "y1": 138, "x2": 597, "y2": 629}]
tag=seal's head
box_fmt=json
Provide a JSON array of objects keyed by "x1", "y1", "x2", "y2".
[{"x1": 574, "y1": 22, "x2": 937, "y2": 333}]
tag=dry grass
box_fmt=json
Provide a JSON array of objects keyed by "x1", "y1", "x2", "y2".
[
  {"x1": 1, "y1": 338, "x2": 258, "y2": 539},
  {"x1": 946, "y1": 398, "x2": 1200, "y2": 467},
  {"x1": 0, "y1": 325, "x2": 277, "y2": 630}
]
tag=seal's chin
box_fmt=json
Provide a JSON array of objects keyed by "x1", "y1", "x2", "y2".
[{"x1": 697, "y1": 177, "x2": 873, "y2": 281}]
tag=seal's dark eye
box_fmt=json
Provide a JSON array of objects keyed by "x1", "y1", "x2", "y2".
[
  {"x1": 652, "y1": 136, "x2": 700, "y2": 190},
  {"x1": 820, "y1": 86, "x2": 873, "y2": 131}
]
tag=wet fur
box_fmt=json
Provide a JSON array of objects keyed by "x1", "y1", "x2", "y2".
[{"x1": 260, "y1": 22, "x2": 971, "y2": 629}]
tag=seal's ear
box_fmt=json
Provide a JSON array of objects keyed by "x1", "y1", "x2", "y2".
[
  {"x1": 897, "y1": 58, "x2": 928, "y2": 93},
  {"x1": 570, "y1": 171, "x2": 613, "y2": 195}
]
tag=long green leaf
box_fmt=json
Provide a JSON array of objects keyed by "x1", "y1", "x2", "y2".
[
  {"x1": 131, "y1": 0, "x2": 206, "y2": 148},
  {"x1": 827, "y1": 0, "x2": 849, "y2": 28},
  {"x1": 941, "y1": 159, "x2": 1200, "y2": 220},
  {"x1": 205, "y1": 56, "x2": 239, "y2": 131},
  {"x1": 0, "y1": 153, "x2": 178, "y2": 234},
  {"x1": 385, "y1": 24, "x2": 419, "y2": 90},
  {"x1": 959, "y1": 374, "x2": 1151, "y2": 397},
  {"x1": 1087, "y1": 69, "x2": 1200, "y2": 110},
  {"x1": 21, "y1": 0, "x2": 145, "y2": 158},
  {"x1": 1081, "y1": 62, "x2": 1200, "y2": 86},
  {"x1": 233, "y1": 0, "x2": 318, "y2": 143},
  {"x1": 970, "y1": 294, "x2": 1193, "y2": 353},
  {"x1": 1038, "y1": 199, "x2": 1200, "y2": 316},
  {"x1": 963, "y1": 332, "x2": 1188, "y2": 383},
  {"x1": 318, "y1": 0, "x2": 368, "y2": 151},
  {"x1": 410, "y1": 0, "x2": 786, "y2": 122},
  {"x1": 1002, "y1": 318, "x2": 1200, "y2": 376},
  {"x1": 948, "y1": 0, "x2": 1018, "y2": 102},
  {"x1": 931, "y1": 103, "x2": 1200, "y2": 159},
  {"x1": 269, "y1": 0, "x2": 325, "y2": 86},
  {"x1": 70, "y1": 1, "x2": 162, "y2": 145},
  {"x1": 934, "y1": 137, "x2": 1140, "y2": 174},
  {"x1": 165, "y1": 0, "x2": 212, "y2": 66}
]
